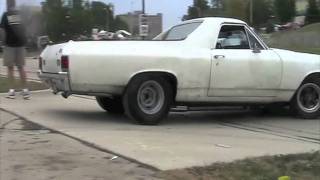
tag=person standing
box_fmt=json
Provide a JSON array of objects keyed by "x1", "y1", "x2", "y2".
[{"x1": 0, "y1": 0, "x2": 30, "y2": 99}]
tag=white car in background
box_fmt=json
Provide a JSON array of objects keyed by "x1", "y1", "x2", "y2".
[{"x1": 39, "y1": 17, "x2": 320, "y2": 125}]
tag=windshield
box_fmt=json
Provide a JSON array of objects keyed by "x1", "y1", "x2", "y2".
[{"x1": 154, "y1": 22, "x2": 202, "y2": 41}]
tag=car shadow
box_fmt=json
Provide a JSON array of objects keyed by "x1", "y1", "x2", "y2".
[
  {"x1": 43, "y1": 109, "x2": 132, "y2": 125},
  {"x1": 163, "y1": 108, "x2": 300, "y2": 125}
]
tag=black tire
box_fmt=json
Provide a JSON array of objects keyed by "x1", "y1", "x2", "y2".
[
  {"x1": 290, "y1": 80, "x2": 320, "y2": 119},
  {"x1": 96, "y1": 96, "x2": 124, "y2": 114},
  {"x1": 123, "y1": 75, "x2": 173, "y2": 125}
]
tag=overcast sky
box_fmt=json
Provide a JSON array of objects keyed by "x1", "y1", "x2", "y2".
[{"x1": 0, "y1": 0, "x2": 193, "y2": 29}]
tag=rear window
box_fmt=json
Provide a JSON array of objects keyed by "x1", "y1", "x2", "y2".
[{"x1": 163, "y1": 22, "x2": 202, "y2": 41}]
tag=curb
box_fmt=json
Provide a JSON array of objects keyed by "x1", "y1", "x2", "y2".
[{"x1": 0, "y1": 89, "x2": 51, "y2": 95}]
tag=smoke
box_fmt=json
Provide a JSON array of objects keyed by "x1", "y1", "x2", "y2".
[{"x1": 17, "y1": 0, "x2": 42, "y2": 6}]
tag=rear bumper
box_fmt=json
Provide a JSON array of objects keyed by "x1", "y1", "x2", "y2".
[
  {"x1": 38, "y1": 71, "x2": 71, "y2": 94},
  {"x1": 38, "y1": 71, "x2": 117, "y2": 98}
]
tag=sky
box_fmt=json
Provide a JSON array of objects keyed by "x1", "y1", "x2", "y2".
[{"x1": 0, "y1": 0, "x2": 193, "y2": 29}]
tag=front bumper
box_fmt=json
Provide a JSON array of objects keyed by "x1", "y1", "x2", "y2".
[{"x1": 38, "y1": 71, "x2": 71, "y2": 95}]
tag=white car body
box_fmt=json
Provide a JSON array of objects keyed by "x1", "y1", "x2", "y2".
[{"x1": 39, "y1": 17, "x2": 320, "y2": 107}]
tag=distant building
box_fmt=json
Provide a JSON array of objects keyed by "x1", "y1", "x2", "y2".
[{"x1": 117, "y1": 11, "x2": 163, "y2": 39}]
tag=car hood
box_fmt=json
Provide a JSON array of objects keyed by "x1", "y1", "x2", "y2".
[{"x1": 272, "y1": 48, "x2": 320, "y2": 64}]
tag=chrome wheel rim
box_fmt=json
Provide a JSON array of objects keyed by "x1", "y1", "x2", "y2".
[
  {"x1": 297, "y1": 83, "x2": 320, "y2": 113},
  {"x1": 137, "y1": 80, "x2": 165, "y2": 115}
]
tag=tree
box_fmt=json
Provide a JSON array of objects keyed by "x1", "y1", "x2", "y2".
[
  {"x1": 209, "y1": 0, "x2": 226, "y2": 17},
  {"x1": 211, "y1": 0, "x2": 224, "y2": 9},
  {"x1": 111, "y1": 16, "x2": 129, "y2": 32},
  {"x1": 224, "y1": 0, "x2": 249, "y2": 21},
  {"x1": 183, "y1": 0, "x2": 210, "y2": 20},
  {"x1": 68, "y1": 0, "x2": 90, "y2": 37},
  {"x1": 42, "y1": 0, "x2": 69, "y2": 41},
  {"x1": 183, "y1": 6, "x2": 200, "y2": 20},
  {"x1": 274, "y1": 0, "x2": 296, "y2": 23},
  {"x1": 194, "y1": 0, "x2": 210, "y2": 16},
  {"x1": 247, "y1": 0, "x2": 272, "y2": 27},
  {"x1": 42, "y1": 0, "x2": 128, "y2": 42},
  {"x1": 90, "y1": 1, "x2": 112, "y2": 30},
  {"x1": 289, "y1": 0, "x2": 296, "y2": 20},
  {"x1": 305, "y1": 0, "x2": 320, "y2": 24}
]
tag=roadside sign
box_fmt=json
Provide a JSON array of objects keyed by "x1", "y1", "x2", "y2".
[
  {"x1": 140, "y1": 25, "x2": 149, "y2": 37},
  {"x1": 139, "y1": 14, "x2": 149, "y2": 37}
]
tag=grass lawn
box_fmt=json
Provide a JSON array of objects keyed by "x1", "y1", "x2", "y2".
[
  {"x1": 0, "y1": 76, "x2": 48, "y2": 93},
  {"x1": 275, "y1": 47, "x2": 320, "y2": 55},
  {"x1": 266, "y1": 23, "x2": 320, "y2": 55},
  {"x1": 157, "y1": 151, "x2": 320, "y2": 180}
]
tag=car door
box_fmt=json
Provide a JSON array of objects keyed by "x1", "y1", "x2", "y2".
[{"x1": 208, "y1": 24, "x2": 282, "y2": 98}]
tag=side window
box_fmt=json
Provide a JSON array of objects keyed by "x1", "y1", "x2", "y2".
[
  {"x1": 164, "y1": 22, "x2": 202, "y2": 40},
  {"x1": 216, "y1": 25, "x2": 250, "y2": 49},
  {"x1": 247, "y1": 29, "x2": 264, "y2": 50}
]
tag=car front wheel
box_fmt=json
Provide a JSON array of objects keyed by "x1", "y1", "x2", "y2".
[
  {"x1": 123, "y1": 75, "x2": 173, "y2": 125},
  {"x1": 291, "y1": 81, "x2": 320, "y2": 119}
]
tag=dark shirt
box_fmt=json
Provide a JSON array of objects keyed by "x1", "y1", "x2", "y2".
[{"x1": 0, "y1": 10, "x2": 26, "y2": 47}]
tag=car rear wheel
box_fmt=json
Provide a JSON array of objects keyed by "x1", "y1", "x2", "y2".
[
  {"x1": 123, "y1": 75, "x2": 173, "y2": 125},
  {"x1": 96, "y1": 96, "x2": 124, "y2": 114},
  {"x1": 290, "y1": 80, "x2": 320, "y2": 119}
]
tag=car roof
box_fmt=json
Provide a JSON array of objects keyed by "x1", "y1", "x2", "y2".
[{"x1": 182, "y1": 17, "x2": 247, "y2": 25}]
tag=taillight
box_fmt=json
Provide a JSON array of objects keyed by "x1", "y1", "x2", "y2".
[
  {"x1": 61, "y1": 56, "x2": 69, "y2": 72},
  {"x1": 39, "y1": 57, "x2": 42, "y2": 70}
]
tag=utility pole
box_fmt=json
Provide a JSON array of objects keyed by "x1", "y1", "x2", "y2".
[
  {"x1": 250, "y1": 0, "x2": 253, "y2": 25},
  {"x1": 142, "y1": 0, "x2": 145, "y2": 14},
  {"x1": 141, "y1": 0, "x2": 146, "y2": 40}
]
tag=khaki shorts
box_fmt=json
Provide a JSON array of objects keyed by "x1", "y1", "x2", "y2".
[{"x1": 3, "y1": 46, "x2": 26, "y2": 67}]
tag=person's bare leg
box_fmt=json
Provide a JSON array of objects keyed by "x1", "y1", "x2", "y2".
[
  {"x1": 18, "y1": 66, "x2": 30, "y2": 99},
  {"x1": 7, "y1": 66, "x2": 14, "y2": 89},
  {"x1": 18, "y1": 66, "x2": 27, "y2": 88},
  {"x1": 6, "y1": 66, "x2": 16, "y2": 98}
]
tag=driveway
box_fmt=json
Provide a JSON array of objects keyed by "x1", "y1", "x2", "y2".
[{"x1": 1, "y1": 91, "x2": 319, "y2": 170}]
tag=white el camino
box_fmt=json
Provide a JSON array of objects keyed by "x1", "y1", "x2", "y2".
[{"x1": 39, "y1": 17, "x2": 320, "y2": 125}]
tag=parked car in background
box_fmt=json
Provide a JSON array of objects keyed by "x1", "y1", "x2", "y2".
[
  {"x1": 37, "y1": 36, "x2": 50, "y2": 49},
  {"x1": 38, "y1": 17, "x2": 320, "y2": 125}
]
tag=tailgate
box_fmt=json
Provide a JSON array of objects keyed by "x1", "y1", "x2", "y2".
[{"x1": 40, "y1": 43, "x2": 66, "y2": 73}]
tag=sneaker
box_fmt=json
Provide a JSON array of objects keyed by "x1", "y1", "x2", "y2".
[
  {"x1": 21, "y1": 89, "x2": 31, "y2": 100},
  {"x1": 6, "y1": 89, "x2": 16, "y2": 99}
]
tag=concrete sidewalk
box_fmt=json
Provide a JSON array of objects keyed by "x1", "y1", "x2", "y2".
[
  {"x1": 1, "y1": 91, "x2": 319, "y2": 170},
  {"x1": 0, "y1": 109, "x2": 160, "y2": 180}
]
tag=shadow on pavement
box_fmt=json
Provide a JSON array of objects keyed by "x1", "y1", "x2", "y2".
[{"x1": 41, "y1": 107, "x2": 304, "y2": 126}]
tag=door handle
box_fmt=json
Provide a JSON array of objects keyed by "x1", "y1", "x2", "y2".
[{"x1": 214, "y1": 55, "x2": 225, "y2": 59}]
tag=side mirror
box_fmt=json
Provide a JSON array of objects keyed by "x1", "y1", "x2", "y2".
[
  {"x1": 252, "y1": 43, "x2": 261, "y2": 54},
  {"x1": 216, "y1": 42, "x2": 222, "y2": 49}
]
